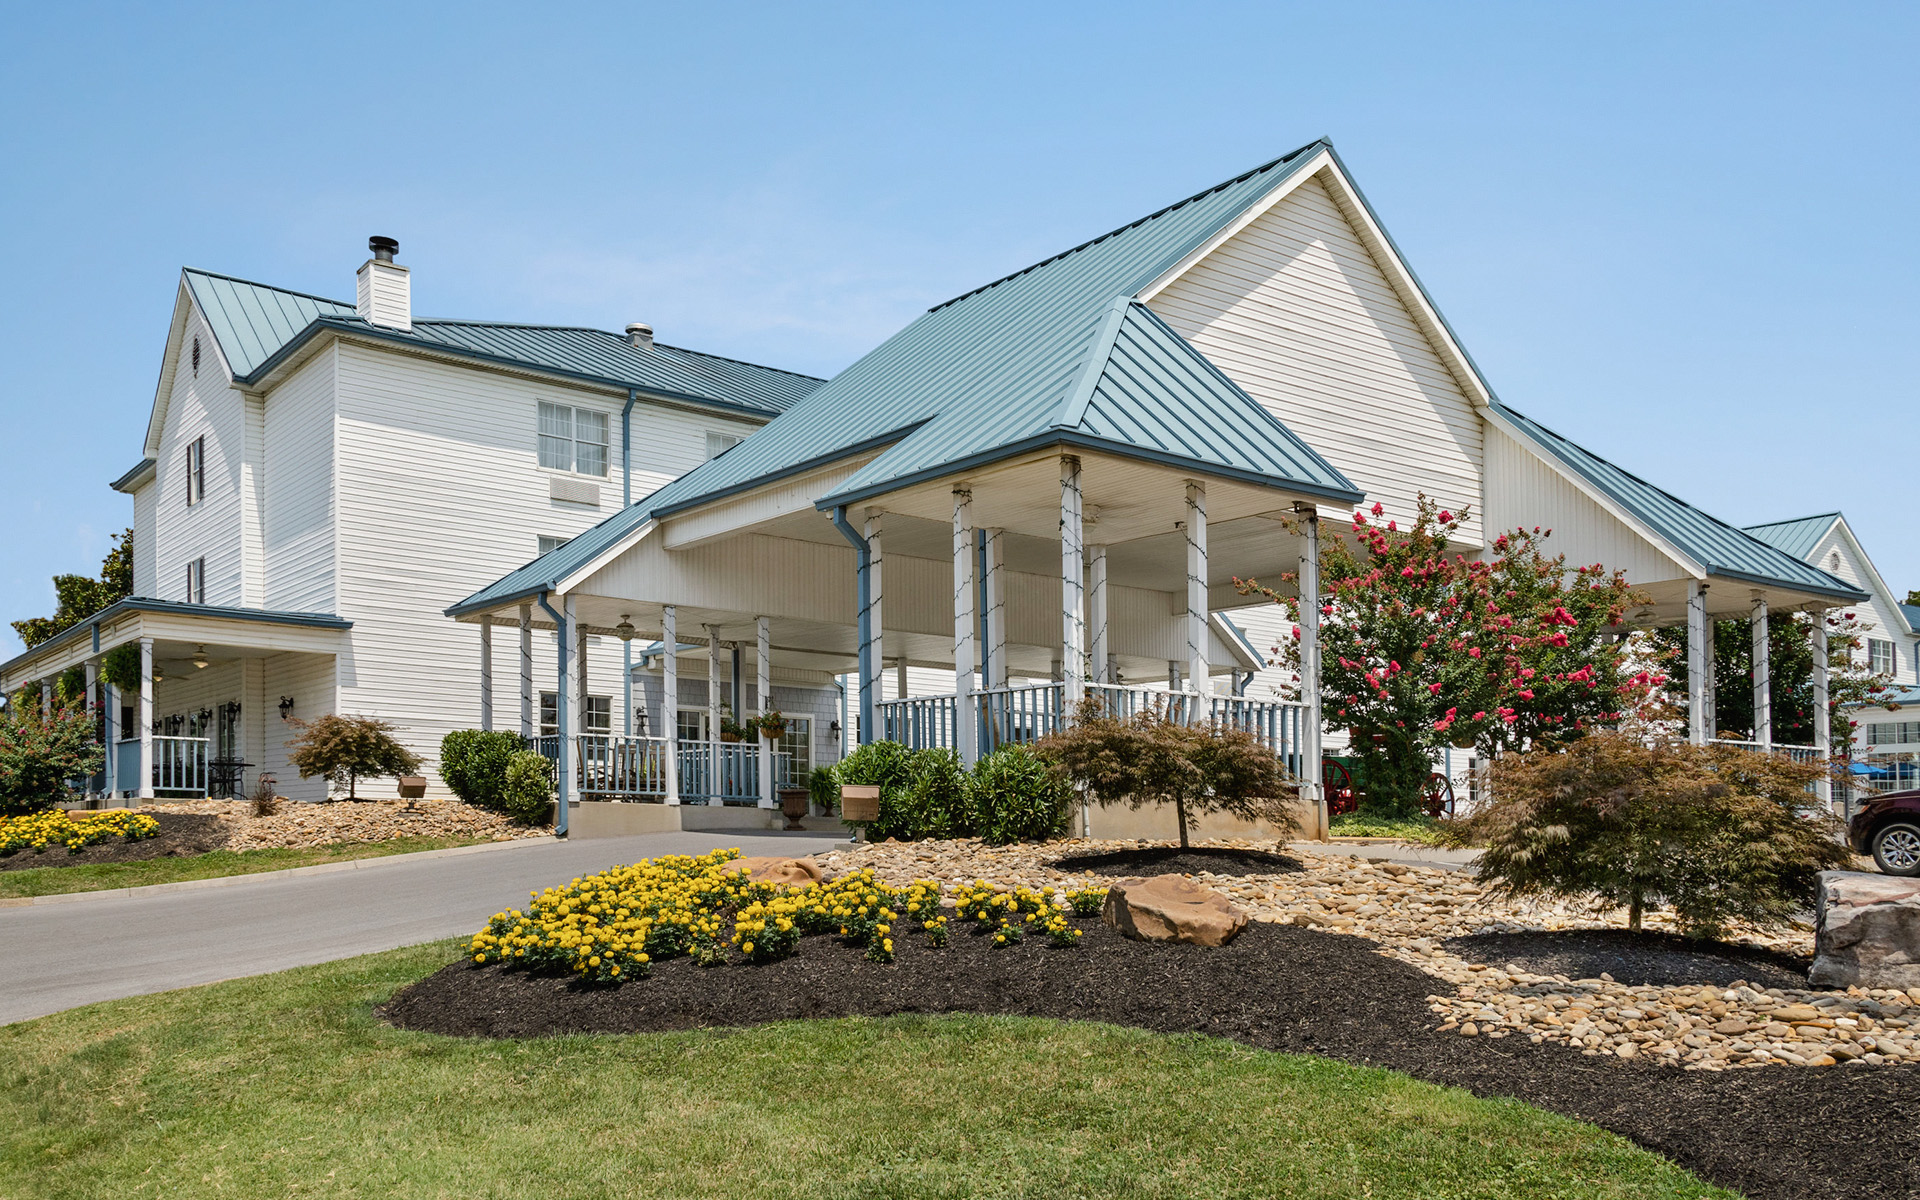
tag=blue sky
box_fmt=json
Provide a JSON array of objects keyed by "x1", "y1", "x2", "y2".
[{"x1": 2, "y1": 2, "x2": 1914, "y2": 658}]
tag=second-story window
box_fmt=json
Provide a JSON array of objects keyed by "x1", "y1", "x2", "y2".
[
  {"x1": 706, "y1": 432, "x2": 743, "y2": 460},
  {"x1": 186, "y1": 557, "x2": 205, "y2": 604},
  {"x1": 537, "y1": 401, "x2": 608, "y2": 477},
  {"x1": 1869, "y1": 638, "x2": 1895, "y2": 677},
  {"x1": 185, "y1": 436, "x2": 205, "y2": 506}
]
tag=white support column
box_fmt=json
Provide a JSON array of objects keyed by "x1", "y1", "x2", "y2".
[
  {"x1": 103, "y1": 670, "x2": 119, "y2": 798},
  {"x1": 757, "y1": 615, "x2": 775, "y2": 809},
  {"x1": 662, "y1": 605, "x2": 680, "y2": 805},
  {"x1": 479, "y1": 619, "x2": 493, "y2": 732},
  {"x1": 953, "y1": 487, "x2": 978, "y2": 766},
  {"x1": 565, "y1": 597, "x2": 583, "y2": 800},
  {"x1": 706, "y1": 624, "x2": 723, "y2": 800},
  {"x1": 984, "y1": 528, "x2": 1009, "y2": 690},
  {"x1": 83, "y1": 660, "x2": 99, "y2": 797},
  {"x1": 138, "y1": 637, "x2": 154, "y2": 799},
  {"x1": 1811, "y1": 608, "x2": 1832, "y2": 810},
  {"x1": 1751, "y1": 593, "x2": 1771, "y2": 750},
  {"x1": 1297, "y1": 506, "x2": 1323, "y2": 832},
  {"x1": 1685, "y1": 580, "x2": 1710, "y2": 746},
  {"x1": 865, "y1": 509, "x2": 885, "y2": 719},
  {"x1": 1088, "y1": 543, "x2": 1110, "y2": 685},
  {"x1": 518, "y1": 604, "x2": 533, "y2": 739},
  {"x1": 1185, "y1": 480, "x2": 1208, "y2": 694},
  {"x1": 1702, "y1": 614, "x2": 1718, "y2": 740},
  {"x1": 895, "y1": 660, "x2": 908, "y2": 701},
  {"x1": 553, "y1": 599, "x2": 574, "y2": 820},
  {"x1": 1060, "y1": 457, "x2": 1086, "y2": 714},
  {"x1": 41, "y1": 680, "x2": 51, "y2": 716}
]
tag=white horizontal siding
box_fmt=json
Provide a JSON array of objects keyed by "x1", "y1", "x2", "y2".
[
  {"x1": 1809, "y1": 528, "x2": 1917, "y2": 686},
  {"x1": 1149, "y1": 174, "x2": 1485, "y2": 544},
  {"x1": 261, "y1": 347, "x2": 337, "y2": 613},
  {"x1": 131, "y1": 482, "x2": 157, "y2": 597},
  {"x1": 330, "y1": 344, "x2": 767, "y2": 792},
  {"x1": 1482, "y1": 425, "x2": 1690, "y2": 587},
  {"x1": 152, "y1": 303, "x2": 247, "y2": 605},
  {"x1": 261, "y1": 651, "x2": 337, "y2": 803}
]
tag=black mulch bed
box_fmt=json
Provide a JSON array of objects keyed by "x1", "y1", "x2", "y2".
[
  {"x1": 1447, "y1": 929, "x2": 1813, "y2": 991},
  {"x1": 0, "y1": 813, "x2": 226, "y2": 871},
  {"x1": 384, "y1": 921, "x2": 1917, "y2": 1200},
  {"x1": 1048, "y1": 845, "x2": 1303, "y2": 877}
]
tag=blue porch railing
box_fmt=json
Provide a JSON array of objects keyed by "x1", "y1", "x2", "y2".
[{"x1": 526, "y1": 735, "x2": 793, "y2": 805}]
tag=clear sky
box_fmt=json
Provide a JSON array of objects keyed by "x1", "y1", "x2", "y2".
[{"x1": 2, "y1": 1, "x2": 1914, "y2": 659}]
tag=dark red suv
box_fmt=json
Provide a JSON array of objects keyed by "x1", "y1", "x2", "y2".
[{"x1": 1848, "y1": 789, "x2": 1920, "y2": 876}]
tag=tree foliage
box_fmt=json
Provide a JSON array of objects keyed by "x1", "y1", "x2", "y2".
[
  {"x1": 285, "y1": 714, "x2": 421, "y2": 800},
  {"x1": 12, "y1": 529, "x2": 133, "y2": 649},
  {"x1": 1036, "y1": 701, "x2": 1294, "y2": 848},
  {"x1": 1239, "y1": 497, "x2": 1647, "y2": 816},
  {"x1": 500, "y1": 751, "x2": 556, "y2": 824},
  {"x1": 0, "y1": 702, "x2": 103, "y2": 817},
  {"x1": 1471, "y1": 732, "x2": 1850, "y2": 936}
]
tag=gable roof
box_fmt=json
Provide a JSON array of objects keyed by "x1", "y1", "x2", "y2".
[
  {"x1": 449, "y1": 142, "x2": 1368, "y2": 617},
  {"x1": 1493, "y1": 404, "x2": 1865, "y2": 601},
  {"x1": 180, "y1": 269, "x2": 823, "y2": 417},
  {"x1": 1742, "y1": 513, "x2": 1842, "y2": 561}
]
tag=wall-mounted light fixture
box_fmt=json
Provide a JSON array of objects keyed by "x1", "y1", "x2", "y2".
[
  {"x1": 278, "y1": 696, "x2": 295, "y2": 721},
  {"x1": 828, "y1": 719, "x2": 841, "y2": 743}
]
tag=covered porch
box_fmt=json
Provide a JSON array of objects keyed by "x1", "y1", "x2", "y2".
[{"x1": 0, "y1": 599, "x2": 348, "y2": 805}]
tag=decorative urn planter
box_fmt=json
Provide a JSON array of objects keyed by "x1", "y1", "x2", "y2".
[{"x1": 778, "y1": 787, "x2": 810, "y2": 830}]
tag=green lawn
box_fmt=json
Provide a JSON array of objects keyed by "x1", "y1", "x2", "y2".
[
  {"x1": 0, "y1": 942, "x2": 1734, "y2": 1199},
  {"x1": 0, "y1": 836, "x2": 498, "y2": 899},
  {"x1": 1328, "y1": 813, "x2": 1459, "y2": 845}
]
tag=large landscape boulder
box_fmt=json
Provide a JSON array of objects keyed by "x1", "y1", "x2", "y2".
[
  {"x1": 1102, "y1": 873, "x2": 1249, "y2": 947},
  {"x1": 730, "y1": 856, "x2": 823, "y2": 888},
  {"x1": 1810, "y1": 871, "x2": 1920, "y2": 989}
]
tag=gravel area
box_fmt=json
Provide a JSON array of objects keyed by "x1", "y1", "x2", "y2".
[
  {"x1": 131, "y1": 798, "x2": 546, "y2": 851},
  {"x1": 384, "y1": 918, "x2": 1920, "y2": 1200}
]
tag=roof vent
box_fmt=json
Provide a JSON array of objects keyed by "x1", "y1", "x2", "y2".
[
  {"x1": 357, "y1": 236, "x2": 411, "y2": 331},
  {"x1": 626, "y1": 322, "x2": 654, "y2": 350}
]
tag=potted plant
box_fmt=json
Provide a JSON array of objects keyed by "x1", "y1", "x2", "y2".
[
  {"x1": 718, "y1": 707, "x2": 751, "y2": 743},
  {"x1": 807, "y1": 765, "x2": 838, "y2": 817},
  {"x1": 756, "y1": 710, "x2": 787, "y2": 739},
  {"x1": 777, "y1": 785, "x2": 810, "y2": 830}
]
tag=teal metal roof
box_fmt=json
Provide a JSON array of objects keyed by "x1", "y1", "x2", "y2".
[
  {"x1": 1494, "y1": 404, "x2": 1865, "y2": 601},
  {"x1": 0, "y1": 598, "x2": 350, "y2": 680},
  {"x1": 182, "y1": 269, "x2": 822, "y2": 417},
  {"x1": 1900, "y1": 604, "x2": 1920, "y2": 636},
  {"x1": 1742, "y1": 513, "x2": 1841, "y2": 561},
  {"x1": 450, "y1": 141, "x2": 1365, "y2": 617}
]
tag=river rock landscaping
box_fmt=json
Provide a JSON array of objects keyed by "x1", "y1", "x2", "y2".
[{"x1": 131, "y1": 797, "x2": 543, "y2": 852}]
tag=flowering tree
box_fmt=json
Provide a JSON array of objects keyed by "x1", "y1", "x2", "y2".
[
  {"x1": 1238, "y1": 497, "x2": 1647, "y2": 817},
  {"x1": 0, "y1": 702, "x2": 103, "y2": 817}
]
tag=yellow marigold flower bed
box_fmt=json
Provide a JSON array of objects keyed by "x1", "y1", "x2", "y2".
[
  {"x1": 0, "y1": 809, "x2": 161, "y2": 854},
  {"x1": 466, "y1": 850, "x2": 1086, "y2": 984}
]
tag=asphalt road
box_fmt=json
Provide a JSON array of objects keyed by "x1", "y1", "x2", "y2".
[{"x1": 1, "y1": 829, "x2": 846, "y2": 1026}]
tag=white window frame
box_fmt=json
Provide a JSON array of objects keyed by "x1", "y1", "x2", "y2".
[
  {"x1": 185, "y1": 557, "x2": 205, "y2": 604},
  {"x1": 675, "y1": 708, "x2": 709, "y2": 744},
  {"x1": 185, "y1": 436, "x2": 205, "y2": 507},
  {"x1": 538, "y1": 401, "x2": 609, "y2": 478},
  {"x1": 1869, "y1": 638, "x2": 1895, "y2": 677},
  {"x1": 537, "y1": 534, "x2": 569, "y2": 557},
  {"x1": 540, "y1": 691, "x2": 612, "y2": 736},
  {"x1": 705, "y1": 431, "x2": 743, "y2": 461},
  {"x1": 777, "y1": 716, "x2": 813, "y2": 776}
]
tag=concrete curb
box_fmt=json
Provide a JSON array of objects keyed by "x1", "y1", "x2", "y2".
[{"x1": 0, "y1": 835, "x2": 560, "y2": 909}]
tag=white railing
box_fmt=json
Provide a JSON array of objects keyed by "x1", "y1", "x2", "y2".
[
  {"x1": 1708, "y1": 739, "x2": 1822, "y2": 764},
  {"x1": 884, "y1": 681, "x2": 1308, "y2": 774},
  {"x1": 154, "y1": 735, "x2": 209, "y2": 795},
  {"x1": 525, "y1": 735, "x2": 793, "y2": 805}
]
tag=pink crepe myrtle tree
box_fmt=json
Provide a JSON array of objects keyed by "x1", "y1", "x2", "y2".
[{"x1": 1237, "y1": 496, "x2": 1648, "y2": 817}]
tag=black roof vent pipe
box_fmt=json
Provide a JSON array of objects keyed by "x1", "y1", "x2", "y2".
[{"x1": 369, "y1": 236, "x2": 399, "y2": 263}]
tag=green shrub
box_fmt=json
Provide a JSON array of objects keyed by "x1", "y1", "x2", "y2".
[
  {"x1": 0, "y1": 703, "x2": 103, "y2": 817},
  {"x1": 834, "y1": 740, "x2": 916, "y2": 839},
  {"x1": 808, "y1": 765, "x2": 838, "y2": 814},
  {"x1": 902, "y1": 748, "x2": 976, "y2": 840},
  {"x1": 439, "y1": 730, "x2": 524, "y2": 814},
  {"x1": 101, "y1": 643, "x2": 141, "y2": 693},
  {"x1": 973, "y1": 743, "x2": 1072, "y2": 844},
  {"x1": 500, "y1": 751, "x2": 556, "y2": 826}
]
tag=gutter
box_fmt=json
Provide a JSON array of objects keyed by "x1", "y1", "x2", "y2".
[
  {"x1": 828, "y1": 505, "x2": 875, "y2": 745},
  {"x1": 621, "y1": 390, "x2": 637, "y2": 736},
  {"x1": 534, "y1": 591, "x2": 571, "y2": 837}
]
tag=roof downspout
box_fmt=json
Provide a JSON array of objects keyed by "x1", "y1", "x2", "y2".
[
  {"x1": 535, "y1": 591, "x2": 570, "y2": 837},
  {"x1": 829, "y1": 505, "x2": 874, "y2": 746},
  {"x1": 621, "y1": 389, "x2": 637, "y2": 738}
]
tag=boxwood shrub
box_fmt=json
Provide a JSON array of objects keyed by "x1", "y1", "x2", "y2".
[{"x1": 439, "y1": 730, "x2": 526, "y2": 817}]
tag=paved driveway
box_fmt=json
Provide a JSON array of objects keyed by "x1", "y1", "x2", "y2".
[{"x1": 1, "y1": 830, "x2": 846, "y2": 1026}]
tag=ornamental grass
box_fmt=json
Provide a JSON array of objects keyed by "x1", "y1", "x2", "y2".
[
  {"x1": 466, "y1": 851, "x2": 1085, "y2": 984},
  {"x1": 0, "y1": 808, "x2": 159, "y2": 854}
]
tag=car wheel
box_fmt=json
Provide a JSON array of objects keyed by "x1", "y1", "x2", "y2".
[{"x1": 1872, "y1": 822, "x2": 1920, "y2": 877}]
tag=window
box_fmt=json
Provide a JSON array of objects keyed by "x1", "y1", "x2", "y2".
[
  {"x1": 537, "y1": 401, "x2": 608, "y2": 477},
  {"x1": 1870, "y1": 638, "x2": 1895, "y2": 677},
  {"x1": 537, "y1": 534, "x2": 569, "y2": 557},
  {"x1": 675, "y1": 709, "x2": 708, "y2": 744},
  {"x1": 778, "y1": 717, "x2": 812, "y2": 777},
  {"x1": 1868, "y1": 721, "x2": 1920, "y2": 746},
  {"x1": 184, "y1": 436, "x2": 205, "y2": 506},
  {"x1": 705, "y1": 432, "x2": 743, "y2": 460},
  {"x1": 539, "y1": 692, "x2": 611, "y2": 736},
  {"x1": 185, "y1": 557, "x2": 205, "y2": 604}
]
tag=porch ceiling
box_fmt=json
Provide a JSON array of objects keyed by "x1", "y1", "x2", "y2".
[
  {"x1": 1624, "y1": 575, "x2": 1857, "y2": 628},
  {"x1": 0, "y1": 600, "x2": 349, "y2": 691}
]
